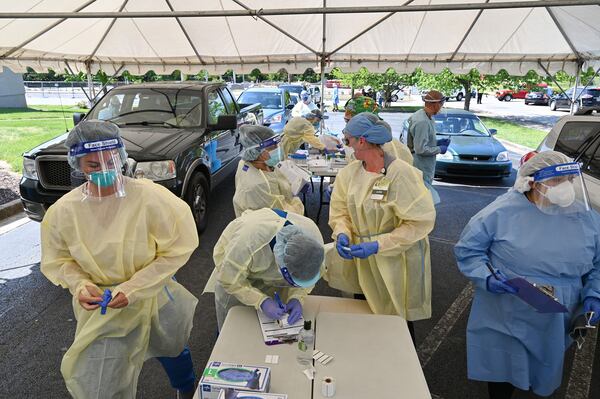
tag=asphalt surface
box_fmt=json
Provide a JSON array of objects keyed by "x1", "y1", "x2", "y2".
[{"x1": 1, "y1": 113, "x2": 598, "y2": 398}]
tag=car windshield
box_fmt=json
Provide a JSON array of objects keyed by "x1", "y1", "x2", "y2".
[
  {"x1": 433, "y1": 115, "x2": 490, "y2": 137},
  {"x1": 280, "y1": 86, "x2": 304, "y2": 95},
  {"x1": 89, "y1": 88, "x2": 203, "y2": 128},
  {"x1": 238, "y1": 91, "x2": 282, "y2": 109}
]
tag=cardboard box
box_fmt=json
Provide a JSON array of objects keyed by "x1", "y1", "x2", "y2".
[
  {"x1": 217, "y1": 388, "x2": 287, "y2": 399},
  {"x1": 199, "y1": 362, "x2": 271, "y2": 399}
]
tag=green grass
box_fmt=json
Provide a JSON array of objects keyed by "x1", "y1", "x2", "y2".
[
  {"x1": 381, "y1": 105, "x2": 422, "y2": 113},
  {"x1": 0, "y1": 105, "x2": 87, "y2": 172},
  {"x1": 480, "y1": 117, "x2": 548, "y2": 150}
]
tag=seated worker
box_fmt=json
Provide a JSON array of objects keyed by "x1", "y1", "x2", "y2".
[
  {"x1": 280, "y1": 117, "x2": 325, "y2": 156},
  {"x1": 212, "y1": 208, "x2": 325, "y2": 330},
  {"x1": 455, "y1": 151, "x2": 600, "y2": 398},
  {"x1": 344, "y1": 97, "x2": 413, "y2": 164},
  {"x1": 233, "y1": 125, "x2": 304, "y2": 217},
  {"x1": 41, "y1": 120, "x2": 199, "y2": 399}
]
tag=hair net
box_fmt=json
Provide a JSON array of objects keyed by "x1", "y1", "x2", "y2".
[
  {"x1": 284, "y1": 117, "x2": 314, "y2": 138},
  {"x1": 513, "y1": 150, "x2": 572, "y2": 193},
  {"x1": 65, "y1": 120, "x2": 128, "y2": 171},
  {"x1": 273, "y1": 225, "x2": 324, "y2": 283},
  {"x1": 240, "y1": 125, "x2": 277, "y2": 161},
  {"x1": 343, "y1": 112, "x2": 392, "y2": 145},
  {"x1": 344, "y1": 96, "x2": 379, "y2": 118}
]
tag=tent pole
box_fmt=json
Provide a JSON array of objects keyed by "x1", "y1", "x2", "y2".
[
  {"x1": 537, "y1": 60, "x2": 570, "y2": 99},
  {"x1": 86, "y1": 64, "x2": 95, "y2": 108},
  {"x1": 320, "y1": 0, "x2": 326, "y2": 135},
  {"x1": 570, "y1": 61, "x2": 582, "y2": 115}
]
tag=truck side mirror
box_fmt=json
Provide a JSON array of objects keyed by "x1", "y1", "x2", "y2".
[
  {"x1": 209, "y1": 114, "x2": 237, "y2": 131},
  {"x1": 286, "y1": 103, "x2": 294, "y2": 110},
  {"x1": 73, "y1": 113, "x2": 86, "y2": 125},
  {"x1": 489, "y1": 128, "x2": 497, "y2": 135}
]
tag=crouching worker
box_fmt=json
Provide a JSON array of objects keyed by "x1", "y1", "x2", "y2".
[
  {"x1": 212, "y1": 208, "x2": 324, "y2": 330},
  {"x1": 41, "y1": 120, "x2": 199, "y2": 399}
]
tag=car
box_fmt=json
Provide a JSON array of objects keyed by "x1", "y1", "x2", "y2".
[
  {"x1": 524, "y1": 90, "x2": 551, "y2": 105},
  {"x1": 401, "y1": 109, "x2": 512, "y2": 179},
  {"x1": 549, "y1": 87, "x2": 600, "y2": 114},
  {"x1": 278, "y1": 84, "x2": 307, "y2": 101},
  {"x1": 237, "y1": 87, "x2": 294, "y2": 133},
  {"x1": 496, "y1": 83, "x2": 548, "y2": 102},
  {"x1": 537, "y1": 115, "x2": 600, "y2": 211},
  {"x1": 447, "y1": 89, "x2": 476, "y2": 102},
  {"x1": 20, "y1": 82, "x2": 262, "y2": 232}
]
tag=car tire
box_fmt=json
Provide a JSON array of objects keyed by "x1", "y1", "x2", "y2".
[
  {"x1": 185, "y1": 172, "x2": 209, "y2": 233},
  {"x1": 497, "y1": 96, "x2": 504, "y2": 101},
  {"x1": 504, "y1": 95, "x2": 512, "y2": 102},
  {"x1": 391, "y1": 95, "x2": 399, "y2": 102},
  {"x1": 525, "y1": 101, "x2": 529, "y2": 105},
  {"x1": 456, "y1": 93, "x2": 463, "y2": 101},
  {"x1": 550, "y1": 100, "x2": 557, "y2": 111}
]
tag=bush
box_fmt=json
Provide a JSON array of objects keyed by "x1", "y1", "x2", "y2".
[{"x1": 76, "y1": 100, "x2": 89, "y2": 109}]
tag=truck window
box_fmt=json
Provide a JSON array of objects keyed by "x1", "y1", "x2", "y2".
[
  {"x1": 207, "y1": 91, "x2": 227, "y2": 125},
  {"x1": 554, "y1": 122, "x2": 600, "y2": 159},
  {"x1": 221, "y1": 88, "x2": 239, "y2": 114}
]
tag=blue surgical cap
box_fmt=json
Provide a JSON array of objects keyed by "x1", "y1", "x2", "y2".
[{"x1": 343, "y1": 112, "x2": 392, "y2": 145}]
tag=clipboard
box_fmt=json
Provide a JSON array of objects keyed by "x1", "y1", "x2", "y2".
[{"x1": 507, "y1": 277, "x2": 568, "y2": 313}]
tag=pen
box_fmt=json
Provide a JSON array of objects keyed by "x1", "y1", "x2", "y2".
[
  {"x1": 274, "y1": 291, "x2": 285, "y2": 310},
  {"x1": 485, "y1": 262, "x2": 500, "y2": 280}
]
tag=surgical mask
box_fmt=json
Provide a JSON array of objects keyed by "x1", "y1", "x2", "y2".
[
  {"x1": 541, "y1": 181, "x2": 576, "y2": 207},
  {"x1": 88, "y1": 170, "x2": 118, "y2": 187},
  {"x1": 265, "y1": 148, "x2": 281, "y2": 167}
]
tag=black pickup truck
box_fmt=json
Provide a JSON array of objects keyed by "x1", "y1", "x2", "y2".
[{"x1": 20, "y1": 82, "x2": 262, "y2": 232}]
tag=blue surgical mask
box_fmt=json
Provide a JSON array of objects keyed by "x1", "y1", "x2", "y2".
[
  {"x1": 88, "y1": 170, "x2": 118, "y2": 187},
  {"x1": 265, "y1": 148, "x2": 281, "y2": 167}
]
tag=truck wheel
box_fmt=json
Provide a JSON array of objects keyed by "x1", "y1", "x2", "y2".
[
  {"x1": 456, "y1": 93, "x2": 463, "y2": 101},
  {"x1": 504, "y1": 95, "x2": 512, "y2": 102},
  {"x1": 185, "y1": 172, "x2": 209, "y2": 233},
  {"x1": 391, "y1": 95, "x2": 399, "y2": 102},
  {"x1": 550, "y1": 101, "x2": 557, "y2": 111}
]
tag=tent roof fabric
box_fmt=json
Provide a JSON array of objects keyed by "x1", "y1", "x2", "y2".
[{"x1": 0, "y1": 0, "x2": 599, "y2": 75}]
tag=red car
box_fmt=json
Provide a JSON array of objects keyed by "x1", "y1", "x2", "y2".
[{"x1": 496, "y1": 83, "x2": 548, "y2": 102}]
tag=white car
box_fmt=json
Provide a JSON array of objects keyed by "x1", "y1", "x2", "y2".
[{"x1": 537, "y1": 115, "x2": 600, "y2": 211}]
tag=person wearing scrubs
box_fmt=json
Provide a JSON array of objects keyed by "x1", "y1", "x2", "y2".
[
  {"x1": 291, "y1": 90, "x2": 318, "y2": 118},
  {"x1": 343, "y1": 97, "x2": 412, "y2": 164},
  {"x1": 328, "y1": 113, "x2": 436, "y2": 342},
  {"x1": 455, "y1": 151, "x2": 600, "y2": 398},
  {"x1": 406, "y1": 90, "x2": 450, "y2": 204},
  {"x1": 40, "y1": 121, "x2": 199, "y2": 399},
  {"x1": 212, "y1": 208, "x2": 324, "y2": 330},
  {"x1": 280, "y1": 117, "x2": 325, "y2": 156},
  {"x1": 233, "y1": 125, "x2": 304, "y2": 217}
]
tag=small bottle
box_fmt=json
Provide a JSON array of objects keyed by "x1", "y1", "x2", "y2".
[{"x1": 296, "y1": 320, "x2": 314, "y2": 366}]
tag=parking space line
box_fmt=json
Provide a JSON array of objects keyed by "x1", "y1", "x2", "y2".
[
  {"x1": 417, "y1": 283, "x2": 475, "y2": 368},
  {"x1": 565, "y1": 328, "x2": 597, "y2": 399},
  {"x1": 0, "y1": 217, "x2": 30, "y2": 236}
]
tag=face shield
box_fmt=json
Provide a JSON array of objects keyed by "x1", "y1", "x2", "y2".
[
  {"x1": 422, "y1": 94, "x2": 446, "y2": 116},
  {"x1": 245, "y1": 135, "x2": 282, "y2": 166},
  {"x1": 68, "y1": 138, "x2": 127, "y2": 200},
  {"x1": 531, "y1": 162, "x2": 590, "y2": 215}
]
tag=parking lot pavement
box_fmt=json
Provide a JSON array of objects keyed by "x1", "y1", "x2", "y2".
[{"x1": 0, "y1": 114, "x2": 598, "y2": 398}]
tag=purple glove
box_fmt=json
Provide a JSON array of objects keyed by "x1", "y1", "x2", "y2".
[
  {"x1": 584, "y1": 297, "x2": 600, "y2": 324},
  {"x1": 437, "y1": 138, "x2": 451, "y2": 147},
  {"x1": 260, "y1": 298, "x2": 286, "y2": 320},
  {"x1": 336, "y1": 233, "x2": 353, "y2": 260},
  {"x1": 285, "y1": 299, "x2": 303, "y2": 324},
  {"x1": 439, "y1": 145, "x2": 449, "y2": 154},
  {"x1": 486, "y1": 270, "x2": 518, "y2": 295},
  {"x1": 349, "y1": 241, "x2": 379, "y2": 258}
]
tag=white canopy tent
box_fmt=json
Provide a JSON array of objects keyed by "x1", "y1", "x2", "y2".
[{"x1": 0, "y1": 0, "x2": 599, "y2": 78}]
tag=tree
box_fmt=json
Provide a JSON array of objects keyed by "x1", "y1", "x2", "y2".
[
  {"x1": 331, "y1": 67, "x2": 373, "y2": 96},
  {"x1": 248, "y1": 68, "x2": 266, "y2": 83},
  {"x1": 300, "y1": 68, "x2": 320, "y2": 83}
]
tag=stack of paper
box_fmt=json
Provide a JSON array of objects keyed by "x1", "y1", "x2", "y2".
[{"x1": 257, "y1": 311, "x2": 304, "y2": 345}]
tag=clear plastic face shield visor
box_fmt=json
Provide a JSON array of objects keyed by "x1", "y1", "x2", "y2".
[
  {"x1": 422, "y1": 94, "x2": 446, "y2": 116},
  {"x1": 69, "y1": 138, "x2": 126, "y2": 200},
  {"x1": 531, "y1": 162, "x2": 590, "y2": 215},
  {"x1": 252, "y1": 135, "x2": 282, "y2": 166},
  {"x1": 277, "y1": 262, "x2": 321, "y2": 288}
]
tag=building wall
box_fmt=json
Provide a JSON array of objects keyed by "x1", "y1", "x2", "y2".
[{"x1": 0, "y1": 67, "x2": 27, "y2": 108}]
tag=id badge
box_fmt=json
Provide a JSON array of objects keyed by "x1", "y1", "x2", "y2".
[{"x1": 371, "y1": 177, "x2": 391, "y2": 201}]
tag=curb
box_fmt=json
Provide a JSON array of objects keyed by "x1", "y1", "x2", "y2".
[{"x1": 0, "y1": 199, "x2": 23, "y2": 222}]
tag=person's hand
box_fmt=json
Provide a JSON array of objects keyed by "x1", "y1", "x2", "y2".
[
  {"x1": 260, "y1": 298, "x2": 286, "y2": 320},
  {"x1": 78, "y1": 284, "x2": 103, "y2": 311},
  {"x1": 439, "y1": 145, "x2": 449, "y2": 154},
  {"x1": 486, "y1": 270, "x2": 518, "y2": 295},
  {"x1": 336, "y1": 233, "x2": 353, "y2": 260},
  {"x1": 584, "y1": 297, "x2": 600, "y2": 325},
  {"x1": 108, "y1": 292, "x2": 129, "y2": 309},
  {"x1": 436, "y1": 138, "x2": 450, "y2": 147},
  {"x1": 349, "y1": 241, "x2": 379, "y2": 259},
  {"x1": 285, "y1": 299, "x2": 303, "y2": 324}
]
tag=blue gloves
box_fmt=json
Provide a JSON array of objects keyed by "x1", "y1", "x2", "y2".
[
  {"x1": 349, "y1": 241, "x2": 379, "y2": 259},
  {"x1": 285, "y1": 298, "x2": 303, "y2": 324},
  {"x1": 486, "y1": 270, "x2": 518, "y2": 294},
  {"x1": 584, "y1": 297, "x2": 600, "y2": 325},
  {"x1": 336, "y1": 233, "x2": 353, "y2": 260},
  {"x1": 260, "y1": 298, "x2": 286, "y2": 320},
  {"x1": 437, "y1": 138, "x2": 451, "y2": 147},
  {"x1": 439, "y1": 145, "x2": 449, "y2": 154}
]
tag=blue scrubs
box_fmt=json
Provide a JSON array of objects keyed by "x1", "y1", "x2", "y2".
[{"x1": 454, "y1": 190, "x2": 600, "y2": 396}]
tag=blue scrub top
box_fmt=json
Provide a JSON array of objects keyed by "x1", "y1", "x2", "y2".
[{"x1": 455, "y1": 190, "x2": 600, "y2": 396}]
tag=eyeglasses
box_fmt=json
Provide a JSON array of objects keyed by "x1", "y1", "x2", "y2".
[{"x1": 342, "y1": 137, "x2": 350, "y2": 145}]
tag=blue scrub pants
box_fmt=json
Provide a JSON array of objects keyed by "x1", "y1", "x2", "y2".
[{"x1": 157, "y1": 346, "x2": 196, "y2": 393}]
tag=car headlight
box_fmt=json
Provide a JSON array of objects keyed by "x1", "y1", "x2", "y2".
[
  {"x1": 496, "y1": 151, "x2": 509, "y2": 162},
  {"x1": 22, "y1": 157, "x2": 38, "y2": 180},
  {"x1": 134, "y1": 160, "x2": 176, "y2": 181},
  {"x1": 436, "y1": 152, "x2": 454, "y2": 161},
  {"x1": 268, "y1": 114, "x2": 283, "y2": 123}
]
